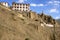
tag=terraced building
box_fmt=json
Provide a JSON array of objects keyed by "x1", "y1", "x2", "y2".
[
  {"x1": 12, "y1": 2, "x2": 30, "y2": 12},
  {"x1": 0, "y1": 2, "x2": 9, "y2": 7}
]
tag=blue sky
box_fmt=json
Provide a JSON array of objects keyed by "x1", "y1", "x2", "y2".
[{"x1": 0, "y1": 0, "x2": 60, "y2": 19}]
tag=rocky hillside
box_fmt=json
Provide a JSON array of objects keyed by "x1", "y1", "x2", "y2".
[{"x1": 0, "y1": 4, "x2": 60, "y2": 40}]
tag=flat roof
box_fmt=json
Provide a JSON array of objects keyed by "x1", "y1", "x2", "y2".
[{"x1": 12, "y1": 2, "x2": 30, "y2": 5}]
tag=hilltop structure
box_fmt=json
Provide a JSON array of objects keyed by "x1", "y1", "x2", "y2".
[
  {"x1": 0, "y1": 2, "x2": 30, "y2": 12},
  {"x1": 0, "y1": 2, "x2": 9, "y2": 7},
  {"x1": 0, "y1": 2, "x2": 57, "y2": 26},
  {"x1": 12, "y1": 2, "x2": 30, "y2": 12}
]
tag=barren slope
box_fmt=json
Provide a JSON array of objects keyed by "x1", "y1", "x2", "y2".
[{"x1": 0, "y1": 4, "x2": 60, "y2": 40}]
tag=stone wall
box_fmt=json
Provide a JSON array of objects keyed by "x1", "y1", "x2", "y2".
[
  {"x1": 39, "y1": 13, "x2": 56, "y2": 24},
  {"x1": 28, "y1": 11, "x2": 38, "y2": 19}
]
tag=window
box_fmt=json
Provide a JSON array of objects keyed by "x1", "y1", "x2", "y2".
[
  {"x1": 20, "y1": 7, "x2": 22, "y2": 8},
  {"x1": 5, "y1": 2, "x2": 6, "y2": 4},
  {"x1": 17, "y1": 7, "x2": 19, "y2": 8},
  {"x1": 26, "y1": 7, "x2": 28, "y2": 9},
  {"x1": 23, "y1": 7, "x2": 25, "y2": 8},
  {"x1": 17, "y1": 4, "x2": 19, "y2": 5},
  {"x1": 15, "y1": 7, "x2": 16, "y2": 8},
  {"x1": 15, "y1": 4, "x2": 16, "y2": 5},
  {"x1": 26, "y1": 4, "x2": 28, "y2": 6},
  {"x1": 20, "y1": 4, "x2": 22, "y2": 6}
]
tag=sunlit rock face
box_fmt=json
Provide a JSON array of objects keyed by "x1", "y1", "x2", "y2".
[{"x1": 27, "y1": 11, "x2": 38, "y2": 19}]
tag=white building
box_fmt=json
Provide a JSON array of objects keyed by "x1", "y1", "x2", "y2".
[
  {"x1": 0, "y1": 2, "x2": 9, "y2": 7},
  {"x1": 45, "y1": 24, "x2": 54, "y2": 27},
  {"x1": 12, "y1": 2, "x2": 30, "y2": 12}
]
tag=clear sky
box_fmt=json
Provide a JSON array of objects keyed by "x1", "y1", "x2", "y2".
[{"x1": 0, "y1": 0, "x2": 60, "y2": 19}]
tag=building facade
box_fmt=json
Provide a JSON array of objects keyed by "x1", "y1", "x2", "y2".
[
  {"x1": 0, "y1": 2, "x2": 8, "y2": 7},
  {"x1": 12, "y1": 2, "x2": 30, "y2": 12}
]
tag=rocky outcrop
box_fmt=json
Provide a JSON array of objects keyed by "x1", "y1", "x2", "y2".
[
  {"x1": 38, "y1": 13, "x2": 56, "y2": 24},
  {"x1": 27, "y1": 11, "x2": 38, "y2": 19}
]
